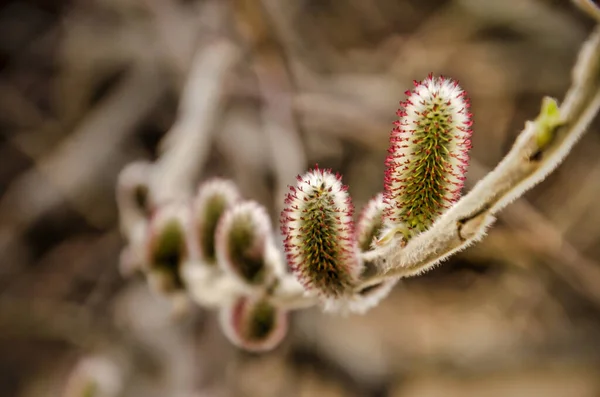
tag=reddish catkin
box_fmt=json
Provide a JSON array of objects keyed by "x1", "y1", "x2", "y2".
[
  {"x1": 280, "y1": 166, "x2": 361, "y2": 298},
  {"x1": 383, "y1": 74, "x2": 473, "y2": 236}
]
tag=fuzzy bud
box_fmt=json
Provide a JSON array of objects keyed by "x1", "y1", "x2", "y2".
[
  {"x1": 383, "y1": 74, "x2": 472, "y2": 235},
  {"x1": 219, "y1": 296, "x2": 288, "y2": 352},
  {"x1": 193, "y1": 178, "x2": 241, "y2": 265},
  {"x1": 324, "y1": 193, "x2": 398, "y2": 314},
  {"x1": 281, "y1": 166, "x2": 361, "y2": 298},
  {"x1": 215, "y1": 201, "x2": 276, "y2": 287},
  {"x1": 145, "y1": 202, "x2": 192, "y2": 293},
  {"x1": 356, "y1": 193, "x2": 386, "y2": 252}
]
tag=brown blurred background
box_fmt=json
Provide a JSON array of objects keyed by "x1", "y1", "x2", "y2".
[{"x1": 1, "y1": 0, "x2": 600, "y2": 396}]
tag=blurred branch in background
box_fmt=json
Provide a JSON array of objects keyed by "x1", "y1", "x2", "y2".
[{"x1": 1, "y1": 0, "x2": 600, "y2": 397}]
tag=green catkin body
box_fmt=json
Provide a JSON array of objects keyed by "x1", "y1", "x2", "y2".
[
  {"x1": 281, "y1": 166, "x2": 360, "y2": 298},
  {"x1": 298, "y1": 186, "x2": 352, "y2": 295},
  {"x1": 383, "y1": 75, "x2": 473, "y2": 236}
]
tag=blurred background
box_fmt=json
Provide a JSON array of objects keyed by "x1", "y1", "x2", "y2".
[{"x1": 1, "y1": 0, "x2": 600, "y2": 396}]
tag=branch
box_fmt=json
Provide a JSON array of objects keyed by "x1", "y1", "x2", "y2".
[
  {"x1": 360, "y1": 25, "x2": 600, "y2": 287},
  {"x1": 115, "y1": 3, "x2": 600, "y2": 353},
  {"x1": 466, "y1": 160, "x2": 600, "y2": 306}
]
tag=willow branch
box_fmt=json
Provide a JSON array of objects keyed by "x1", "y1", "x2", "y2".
[{"x1": 360, "y1": 25, "x2": 600, "y2": 287}]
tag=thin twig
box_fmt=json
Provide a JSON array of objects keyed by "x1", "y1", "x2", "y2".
[
  {"x1": 361, "y1": 25, "x2": 600, "y2": 287},
  {"x1": 467, "y1": 160, "x2": 600, "y2": 306}
]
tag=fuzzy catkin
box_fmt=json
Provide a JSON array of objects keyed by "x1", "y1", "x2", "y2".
[
  {"x1": 281, "y1": 166, "x2": 360, "y2": 298},
  {"x1": 384, "y1": 74, "x2": 473, "y2": 234}
]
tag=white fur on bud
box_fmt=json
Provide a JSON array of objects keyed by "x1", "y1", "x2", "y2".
[
  {"x1": 215, "y1": 201, "x2": 278, "y2": 288},
  {"x1": 219, "y1": 296, "x2": 288, "y2": 352},
  {"x1": 322, "y1": 279, "x2": 399, "y2": 315},
  {"x1": 281, "y1": 166, "x2": 361, "y2": 299},
  {"x1": 193, "y1": 178, "x2": 241, "y2": 265}
]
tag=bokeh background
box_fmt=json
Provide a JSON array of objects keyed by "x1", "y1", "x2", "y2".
[{"x1": 1, "y1": 0, "x2": 600, "y2": 396}]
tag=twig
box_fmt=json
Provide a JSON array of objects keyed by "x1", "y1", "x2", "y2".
[
  {"x1": 118, "y1": 5, "x2": 600, "y2": 317},
  {"x1": 360, "y1": 25, "x2": 600, "y2": 287},
  {"x1": 467, "y1": 160, "x2": 600, "y2": 306}
]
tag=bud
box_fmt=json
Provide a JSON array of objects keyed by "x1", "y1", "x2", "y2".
[
  {"x1": 384, "y1": 74, "x2": 472, "y2": 235},
  {"x1": 280, "y1": 166, "x2": 361, "y2": 298},
  {"x1": 356, "y1": 193, "x2": 386, "y2": 252},
  {"x1": 145, "y1": 202, "x2": 192, "y2": 293},
  {"x1": 219, "y1": 296, "x2": 288, "y2": 352},
  {"x1": 215, "y1": 201, "x2": 275, "y2": 287},
  {"x1": 192, "y1": 178, "x2": 241, "y2": 265},
  {"x1": 323, "y1": 193, "x2": 398, "y2": 314}
]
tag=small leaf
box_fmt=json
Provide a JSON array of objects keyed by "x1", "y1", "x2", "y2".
[{"x1": 534, "y1": 96, "x2": 562, "y2": 150}]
